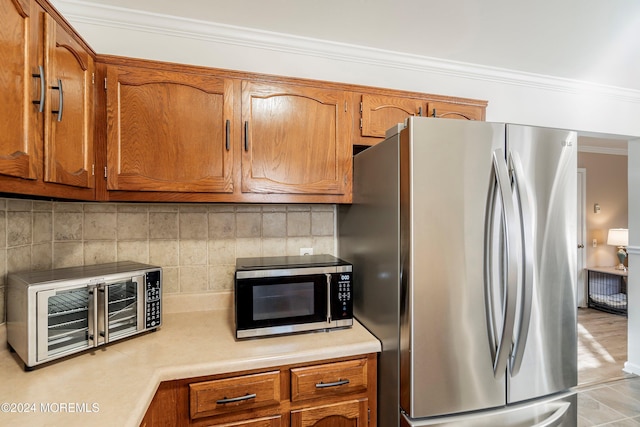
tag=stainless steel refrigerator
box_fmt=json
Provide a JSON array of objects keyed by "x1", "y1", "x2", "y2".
[{"x1": 339, "y1": 117, "x2": 577, "y2": 426}]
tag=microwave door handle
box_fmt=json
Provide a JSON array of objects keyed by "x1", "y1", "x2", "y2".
[{"x1": 326, "y1": 274, "x2": 332, "y2": 323}]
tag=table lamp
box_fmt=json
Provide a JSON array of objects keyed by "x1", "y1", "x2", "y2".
[{"x1": 607, "y1": 228, "x2": 628, "y2": 270}]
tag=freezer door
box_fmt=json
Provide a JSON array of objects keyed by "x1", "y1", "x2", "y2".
[
  {"x1": 506, "y1": 125, "x2": 578, "y2": 403},
  {"x1": 401, "y1": 118, "x2": 507, "y2": 418},
  {"x1": 401, "y1": 392, "x2": 577, "y2": 427}
]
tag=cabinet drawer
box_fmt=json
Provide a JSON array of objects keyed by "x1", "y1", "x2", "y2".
[
  {"x1": 189, "y1": 371, "x2": 280, "y2": 419},
  {"x1": 290, "y1": 358, "x2": 368, "y2": 402}
]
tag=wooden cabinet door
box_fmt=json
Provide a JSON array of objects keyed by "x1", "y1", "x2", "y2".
[
  {"x1": 290, "y1": 399, "x2": 367, "y2": 427},
  {"x1": 106, "y1": 65, "x2": 235, "y2": 193},
  {"x1": 43, "y1": 13, "x2": 94, "y2": 188},
  {"x1": 360, "y1": 93, "x2": 423, "y2": 139},
  {"x1": 427, "y1": 100, "x2": 485, "y2": 120},
  {"x1": 241, "y1": 81, "x2": 352, "y2": 197},
  {"x1": 215, "y1": 415, "x2": 283, "y2": 427},
  {"x1": 0, "y1": 0, "x2": 42, "y2": 180}
]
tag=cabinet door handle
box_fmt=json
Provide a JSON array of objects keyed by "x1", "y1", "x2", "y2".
[
  {"x1": 225, "y1": 119, "x2": 230, "y2": 151},
  {"x1": 244, "y1": 121, "x2": 249, "y2": 151},
  {"x1": 417, "y1": 106, "x2": 422, "y2": 117},
  {"x1": 216, "y1": 393, "x2": 257, "y2": 405},
  {"x1": 315, "y1": 379, "x2": 350, "y2": 389},
  {"x1": 51, "y1": 79, "x2": 63, "y2": 122},
  {"x1": 32, "y1": 65, "x2": 45, "y2": 113}
]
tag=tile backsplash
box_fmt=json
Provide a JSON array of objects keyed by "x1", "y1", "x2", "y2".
[{"x1": 0, "y1": 198, "x2": 337, "y2": 324}]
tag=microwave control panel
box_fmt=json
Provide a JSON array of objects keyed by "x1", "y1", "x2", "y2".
[
  {"x1": 145, "y1": 270, "x2": 162, "y2": 328},
  {"x1": 332, "y1": 272, "x2": 353, "y2": 319}
]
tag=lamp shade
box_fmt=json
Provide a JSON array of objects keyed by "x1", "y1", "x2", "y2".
[{"x1": 607, "y1": 228, "x2": 628, "y2": 246}]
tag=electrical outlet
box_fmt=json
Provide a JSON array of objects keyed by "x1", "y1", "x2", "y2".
[{"x1": 300, "y1": 248, "x2": 313, "y2": 256}]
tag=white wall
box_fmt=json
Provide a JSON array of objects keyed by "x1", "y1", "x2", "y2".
[
  {"x1": 55, "y1": 0, "x2": 640, "y2": 138},
  {"x1": 626, "y1": 141, "x2": 640, "y2": 375}
]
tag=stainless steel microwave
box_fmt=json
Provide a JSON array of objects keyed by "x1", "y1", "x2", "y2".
[
  {"x1": 234, "y1": 255, "x2": 353, "y2": 339},
  {"x1": 6, "y1": 261, "x2": 162, "y2": 369}
]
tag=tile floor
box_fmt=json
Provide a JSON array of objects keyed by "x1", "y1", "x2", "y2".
[{"x1": 577, "y1": 375, "x2": 640, "y2": 426}]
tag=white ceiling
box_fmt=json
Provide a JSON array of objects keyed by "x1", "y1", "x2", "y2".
[{"x1": 65, "y1": 0, "x2": 640, "y2": 92}]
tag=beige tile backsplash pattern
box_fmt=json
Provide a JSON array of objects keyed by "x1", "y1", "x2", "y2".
[{"x1": 0, "y1": 198, "x2": 337, "y2": 323}]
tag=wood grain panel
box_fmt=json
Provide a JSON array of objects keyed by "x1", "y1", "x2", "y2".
[
  {"x1": 361, "y1": 94, "x2": 423, "y2": 138},
  {"x1": 106, "y1": 65, "x2": 235, "y2": 193},
  {"x1": 44, "y1": 12, "x2": 94, "y2": 188},
  {"x1": 291, "y1": 358, "x2": 368, "y2": 402},
  {"x1": 290, "y1": 399, "x2": 366, "y2": 427},
  {"x1": 0, "y1": 0, "x2": 41, "y2": 180},
  {"x1": 189, "y1": 371, "x2": 280, "y2": 420},
  {"x1": 216, "y1": 415, "x2": 283, "y2": 427},
  {"x1": 427, "y1": 100, "x2": 485, "y2": 120},
  {"x1": 241, "y1": 81, "x2": 351, "y2": 196}
]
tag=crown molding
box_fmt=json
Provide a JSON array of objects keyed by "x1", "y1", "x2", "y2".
[
  {"x1": 577, "y1": 145, "x2": 628, "y2": 156},
  {"x1": 54, "y1": 0, "x2": 640, "y2": 104}
]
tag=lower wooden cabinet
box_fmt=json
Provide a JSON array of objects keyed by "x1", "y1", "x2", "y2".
[
  {"x1": 290, "y1": 399, "x2": 367, "y2": 427},
  {"x1": 189, "y1": 371, "x2": 281, "y2": 420},
  {"x1": 216, "y1": 415, "x2": 283, "y2": 427},
  {"x1": 141, "y1": 353, "x2": 377, "y2": 427}
]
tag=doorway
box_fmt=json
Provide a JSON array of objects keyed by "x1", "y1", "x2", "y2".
[{"x1": 576, "y1": 141, "x2": 630, "y2": 386}]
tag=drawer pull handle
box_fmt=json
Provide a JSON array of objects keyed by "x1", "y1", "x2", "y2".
[
  {"x1": 315, "y1": 379, "x2": 350, "y2": 389},
  {"x1": 216, "y1": 393, "x2": 257, "y2": 405}
]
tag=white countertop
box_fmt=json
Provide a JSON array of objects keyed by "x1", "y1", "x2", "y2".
[{"x1": 0, "y1": 308, "x2": 380, "y2": 427}]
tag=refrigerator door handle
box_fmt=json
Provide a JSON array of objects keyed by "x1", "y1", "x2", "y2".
[
  {"x1": 531, "y1": 402, "x2": 571, "y2": 427},
  {"x1": 509, "y1": 151, "x2": 534, "y2": 376},
  {"x1": 485, "y1": 149, "x2": 521, "y2": 377}
]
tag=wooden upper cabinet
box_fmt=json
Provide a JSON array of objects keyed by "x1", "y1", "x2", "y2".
[
  {"x1": 360, "y1": 93, "x2": 423, "y2": 139},
  {"x1": 44, "y1": 13, "x2": 94, "y2": 189},
  {"x1": 105, "y1": 64, "x2": 235, "y2": 193},
  {"x1": 241, "y1": 81, "x2": 352, "y2": 199},
  {"x1": 426, "y1": 100, "x2": 485, "y2": 121},
  {"x1": 356, "y1": 92, "x2": 487, "y2": 146},
  {"x1": 0, "y1": 0, "x2": 42, "y2": 181},
  {"x1": 0, "y1": 0, "x2": 95, "y2": 198}
]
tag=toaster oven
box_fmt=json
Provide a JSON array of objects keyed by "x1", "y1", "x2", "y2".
[{"x1": 6, "y1": 261, "x2": 162, "y2": 369}]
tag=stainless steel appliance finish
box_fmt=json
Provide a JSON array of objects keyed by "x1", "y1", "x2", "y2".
[
  {"x1": 7, "y1": 261, "x2": 162, "y2": 369},
  {"x1": 234, "y1": 255, "x2": 353, "y2": 339},
  {"x1": 339, "y1": 117, "x2": 577, "y2": 426}
]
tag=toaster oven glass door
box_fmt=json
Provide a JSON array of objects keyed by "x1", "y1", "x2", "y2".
[
  {"x1": 99, "y1": 275, "x2": 145, "y2": 343},
  {"x1": 36, "y1": 285, "x2": 94, "y2": 362},
  {"x1": 236, "y1": 274, "x2": 328, "y2": 331}
]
